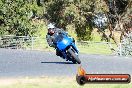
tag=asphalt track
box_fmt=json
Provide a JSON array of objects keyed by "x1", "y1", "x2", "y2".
[{"x1": 0, "y1": 49, "x2": 132, "y2": 77}]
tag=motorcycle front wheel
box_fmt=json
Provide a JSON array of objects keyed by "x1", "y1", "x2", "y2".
[{"x1": 67, "y1": 47, "x2": 81, "y2": 64}]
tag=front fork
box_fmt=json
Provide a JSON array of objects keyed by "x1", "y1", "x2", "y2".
[
  {"x1": 66, "y1": 46, "x2": 78, "y2": 61},
  {"x1": 59, "y1": 48, "x2": 72, "y2": 61}
]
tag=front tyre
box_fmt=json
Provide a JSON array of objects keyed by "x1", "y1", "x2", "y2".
[
  {"x1": 76, "y1": 75, "x2": 86, "y2": 85},
  {"x1": 67, "y1": 47, "x2": 81, "y2": 64}
]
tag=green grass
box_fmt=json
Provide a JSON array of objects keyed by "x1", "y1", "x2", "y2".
[
  {"x1": 28, "y1": 38, "x2": 117, "y2": 55},
  {"x1": 29, "y1": 37, "x2": 117, "y2": 55},
  {"x1": 26, "y1": 22, "x2": 118, "y2": 55},
  {"x1": 77, "y1": 42, "x2": 117, "y2": 54},
  {"x1": 0, "y1": 77, "x2": 131, "y2": 88}
]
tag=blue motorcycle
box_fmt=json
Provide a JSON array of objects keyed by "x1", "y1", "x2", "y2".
[{"x1": 53, "y1": 33, "x2": 81, "y2": 64}]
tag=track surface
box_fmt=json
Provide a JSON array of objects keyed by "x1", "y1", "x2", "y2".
[{"x1": 0, "y1": 49, "x2": 132, "y2": 77}]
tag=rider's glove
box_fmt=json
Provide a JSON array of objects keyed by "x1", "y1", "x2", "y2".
[{"x1": 49, "y1": 43, "x2": 55, "y2": 47}]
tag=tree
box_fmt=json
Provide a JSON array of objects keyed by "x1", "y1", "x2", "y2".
[
  {"x1": 0, "y1": 0, "x2": 40, "y2": 36},
  {"x1": 44, "y1": 0, "x2": 96, "y2": 40},
  {"x1": 103, "y1": 0, "x2": 132, "y2": 45}
]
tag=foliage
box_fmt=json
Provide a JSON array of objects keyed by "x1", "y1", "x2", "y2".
[
  {"x1": 44, "y1": 0, "x2": 97, "y2": 40},
  {"x1": 0, "y1": 0, "x2": 42, "y2": 36},
  {"x1": 0, "y1": 0, "x2": 131, "y2": 41},
  {"x1": 120, "y1": 32, "x2": 132, "y2": 56}
]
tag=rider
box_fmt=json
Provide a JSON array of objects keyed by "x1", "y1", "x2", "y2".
[{"x1": 46, "y1": 23, "x2": 66, "y2": 57}]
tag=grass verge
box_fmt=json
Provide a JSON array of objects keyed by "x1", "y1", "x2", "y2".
[{"x1": 0, "y1": 77, "x2": 131, "y2": 88}]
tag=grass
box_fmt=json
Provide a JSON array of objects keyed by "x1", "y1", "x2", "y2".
[
  {"x1": 77, "y1": 42, "x2": 117, "y2": 54},
  {"x1": 23, "y1": 21, "x2": 118, "y2": 55},
  {"x1": 0, "y1": 77, "x2": 131, "y2": 88},
  {"x1": 28, "y1": 38, "x2": 117, "y2": 55},
  {"x1": 29, "y1": 37, "x2": 117, "y2": 55}
]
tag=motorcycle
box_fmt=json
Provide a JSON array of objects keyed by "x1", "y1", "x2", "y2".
[{"x1": 53, "y1": 33, "x2": 81, "y2": 64}]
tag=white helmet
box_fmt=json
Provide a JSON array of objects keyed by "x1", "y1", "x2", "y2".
[{"x1": 48, "y1": 23, "x2": 55, "y2": 29}]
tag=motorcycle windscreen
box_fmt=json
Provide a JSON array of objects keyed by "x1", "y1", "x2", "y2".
[{"x1": 57, "y1": 37, "x2": 72, "y2": 50}]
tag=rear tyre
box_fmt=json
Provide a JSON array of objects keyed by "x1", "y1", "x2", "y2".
[{"x1": 67, "y1": 47, "x2": 81, "y2": 64}]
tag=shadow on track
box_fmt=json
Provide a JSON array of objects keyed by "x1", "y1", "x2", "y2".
[{"x1": 41, "y1": 61, "x2": 75, "y2": 64}]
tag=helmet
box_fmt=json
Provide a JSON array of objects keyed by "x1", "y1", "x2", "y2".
[
  {"x1": 48, "y1": 23, "x2": 55, "y2": 35},
  {"x1": 48, "y1": 23, "x2": 55, "y2": 29}
]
